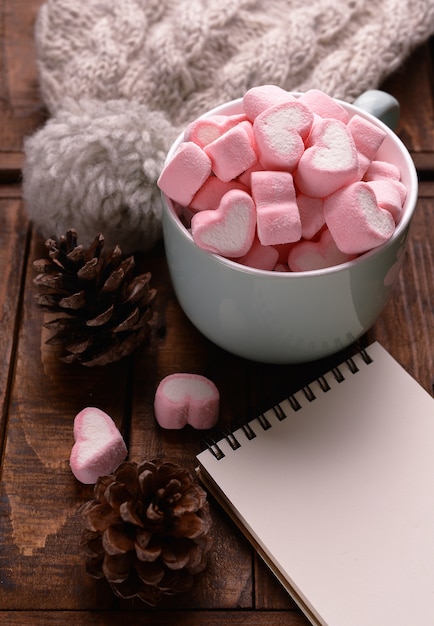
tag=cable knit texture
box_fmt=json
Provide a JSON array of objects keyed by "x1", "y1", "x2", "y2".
[{"x1": 23, "y1": 0, "x2": 434, "y2": 252}]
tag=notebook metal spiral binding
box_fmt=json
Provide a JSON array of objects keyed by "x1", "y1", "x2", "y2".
[{"x1": 206, "y1": 345, "x2": 374, "y2": 460}]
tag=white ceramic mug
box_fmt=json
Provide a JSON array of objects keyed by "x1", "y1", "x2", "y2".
[{"x1": 161, "y1": 91, "x2": 418, "y2": 363}]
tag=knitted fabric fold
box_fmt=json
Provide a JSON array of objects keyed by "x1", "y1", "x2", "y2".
[{"x1": 23, "y1": 0, "x2": 434, "y2": 252}]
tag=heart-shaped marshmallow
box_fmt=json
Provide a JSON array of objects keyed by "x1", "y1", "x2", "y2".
[
  {"x1": 191, "y1": 189, "x2": 256, "y2": 257},
  {"x1": 70, "y1": 407, "x2": 128, "y2": 484},
  {"x1": 253, "y1": 100, "x2": 313, "y2": 171},
  {"x1": 295, "y1": 118, "x2": 359, "y2": 198},
  {"x1": 324, "y1": 181, "x2": 395, "y2": 254},
  {"x1": 154, "y1": 374, "x2": 220, "y2": 430}
]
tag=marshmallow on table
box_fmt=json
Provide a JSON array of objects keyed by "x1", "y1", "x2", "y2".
[
  {"x1": 243, "y1": 84, "x2": 296, "y2": 121},
  {"x1": 185, "y1": 113, "x2": 247, "y2": 148},
  {"x1": 204, "y1": 120, "x2": 257, "y2": 182},
  {"x1": 154, "y1": 373, "x2": 219, "y2": 430},
  {"x1": 295, "y1": 117, "x2": 359, "y2": 198},
  {"x1": 190, "y1": 176, "x2": 248, "y2": 212},
  {"x1": 157, "y1": 141, "x2": 212, "y2": 206},
  {"x1": 253, "y1": 100, "x2": 313, "y2": 171},
  {"x1": 191, "y1": 188, "x2": 256, "y2": 257},
  {"x1": 70, "y1": 407, "x2": 128, "y2": 484},
  {"x1": 324, "y1": 181, "x2": 396, "y2": 255},
  {"x1": 251, "y1": 170, "x2": 302, "y2": 245},
  {"x1": 298, "y1": 88, "x2": 349, "y2": 124},
  {"x1": 288, "y1": 228, "x2": 354, "y2": 272}
]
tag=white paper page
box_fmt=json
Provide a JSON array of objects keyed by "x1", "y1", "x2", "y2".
[{"x1": 197, "y1": 343, "x2": 434, "y2": 626}]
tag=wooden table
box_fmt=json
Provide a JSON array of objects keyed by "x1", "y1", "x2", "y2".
[{"x1": 1, "y1": 2, "x2": 433, "y2": 624}]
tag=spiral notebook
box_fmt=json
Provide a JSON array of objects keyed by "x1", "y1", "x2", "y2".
[{"x1": 196, "y1": 342, "x2": 434, "y2": 626}]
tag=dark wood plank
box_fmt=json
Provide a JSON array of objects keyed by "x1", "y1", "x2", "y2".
[
  {"x1": 366, "y1": 195, "x2": 434, "y2": 393},
  {"x1": 128, "y1": 245, "x2": 255, "y2": 609},
  {"x1": 0, "y1": 611, "x2": 309, "y2": 626},
  {"x1": 0, "y1": 153, "x2": 24, "y2": 183},
  {"x1": 0, "y1": 198, "x2": 29, "y2": 454},
  {"x1": 0, "y1": 3, "x2": 433, "y2": 623},
  {"x1": 382, "y1": 38, "x2": 434, "y2": 159},
  {"x1": 0, "y1": 0, "x2": 47, "y2": 163},
  {"x1": 0, "y1": 231, "x2": 131, "y2": 610},
  {"x1": 0, "y1": 184, "x2": 22, "y2": 199}
]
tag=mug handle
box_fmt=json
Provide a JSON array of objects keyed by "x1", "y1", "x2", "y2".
[{"x1": 352, "y1": 89, "x2": 400, "y2": 131}]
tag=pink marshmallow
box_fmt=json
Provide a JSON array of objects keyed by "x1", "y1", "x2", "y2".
[
  {"x1": 273, "y1": 241, "x2": 294, "y2": 264},
  {"x1": 295, "y1": 117, "x2": 359, "y2": 198},
  {"x1": 190, "y1": 176, "x2": 248, "y2": 211},
  {"x1": 154, "y1": 373, "x2": 219, "y2": 430},
  {"x1": 296, "y1": 193, "x2": 326, "y2": 240},
  {"x1": 157, "y1": 141, "x2": 212, "y2": 206},
  {"x1": 251, "y1": 170, "x2": 301, "y2": 245},
  {"x1": 204, "y1": 120, "x2": 257, "y2": 182},
  {"x1": 363, "y1": 160, "x2": 401, "y2": 181},
  {"x1": 237, "y1": 162, "x2": 265, "y2": 188},
  {"x1": 348, "y1": 114, "x2": 387, "y2": 161},
  {"x1": 253, "y1": 100, "x2": 313, "y2": 171},
  {"x1": 298, "y1": 89, "x2": 349, "y2": 124},
  {"x1": 366, "y1": 179, "x2": 406, "y2": 223},
  {"x1": 243, "y1": 84, "x2": 296, "y2": 121},
  {"x1": 347, "y1": 114, "x2": 387, "y2": 178},
  {"x1": 184, "y1": 113, "x2": 247, "y2": 148},
  {"x1": 70, "y1": 407, "x2": 128, "y2": 484},
  {"x1": 324, "y1": 181, "x2": 396, "y2": 254},
  {"x1": 274, "y1": 262, "x2": 290, "y2": 272},
  {"x1": 235, "y1": 236, "x2": 280, "y2": 270},
  {"x1": 191, "y1": 188, "x2": 256, "y2": 257},
  {"x1": 288, "y1": 228, "x2": 354, "y2": 272}
]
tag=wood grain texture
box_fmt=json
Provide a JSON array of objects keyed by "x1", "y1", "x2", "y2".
[
  {"x1": 0, "y1": 0, "x2": 47, "y2": 161},
  {"x1": 0, "y1": 612, "x2": 309, "y2": 626},
  {"x1": 0, "y1": 199, "x2": 29, "y2": 459},
  {"x1": 0, "y1": 2, "x2": 433, "y2": 622},
  {"x1": 382, "y1": 38, "x2": 434, "y2": 157}
]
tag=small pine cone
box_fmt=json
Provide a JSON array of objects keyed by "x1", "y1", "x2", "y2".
[
  {"x1": 33, "y1": 229, "x2": 157, "y2": 366},
  {"x1": 80, "y1": 459, "x2": 213, "y2": 606}
]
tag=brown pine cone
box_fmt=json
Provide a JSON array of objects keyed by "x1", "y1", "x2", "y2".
[
  {"x1": 80, "y1": 459, "x2": 213, "y2": 605},
  {"x1": 33, "y1": 229, "x2": 157, "y2": 366}
]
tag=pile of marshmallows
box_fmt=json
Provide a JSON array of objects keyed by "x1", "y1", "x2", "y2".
[{"x1": 158, "y1": 86, "x2": 406, "y2": 272}]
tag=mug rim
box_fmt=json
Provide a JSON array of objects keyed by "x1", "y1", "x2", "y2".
[{"x1": 162, "y1": 94, "x2": 418, "y2": 279}]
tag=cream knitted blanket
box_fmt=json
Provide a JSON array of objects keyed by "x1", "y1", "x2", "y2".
[{"x1": 23, "y1": 0, "x2": 434, "y2": 252}]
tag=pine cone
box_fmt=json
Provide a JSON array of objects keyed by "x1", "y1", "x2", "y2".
[
  {"x1": 80, "y1": 460, "x2": 213, "y2": 605},
  {"x1": 33, "y1": 229, "x2": 157, "y2": 366}
]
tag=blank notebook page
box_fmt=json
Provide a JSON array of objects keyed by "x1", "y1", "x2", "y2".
[{"x1": 196, "y1": 342, "x2": 434, "y2": 626}]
